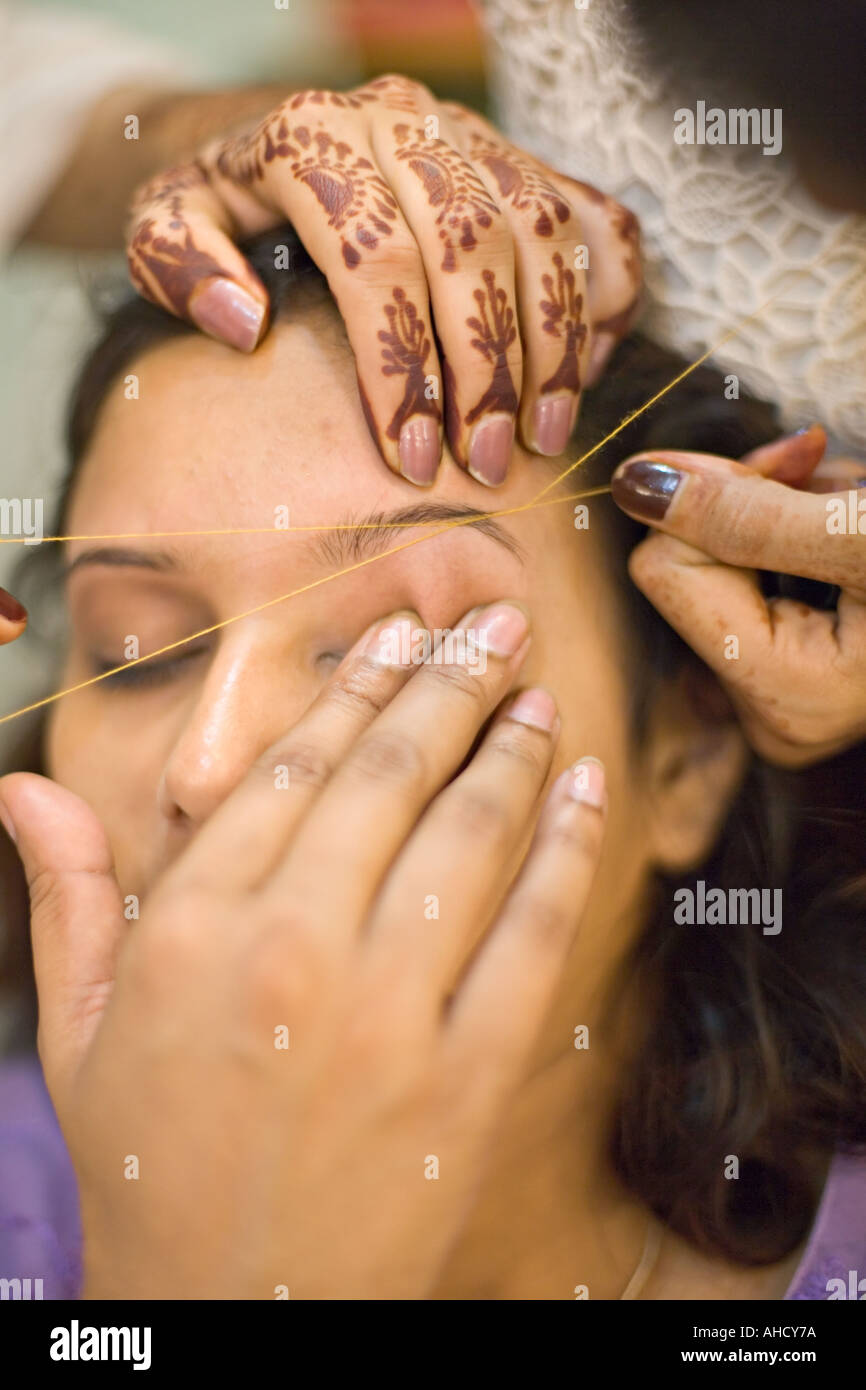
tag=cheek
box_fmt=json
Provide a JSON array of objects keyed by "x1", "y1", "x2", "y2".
[
  {"x1": 45, "y1": 702, "x2": 163, "y2": 887},
  {"x1": 517, "y1": 575, "x2": 643, "y2": 840}
]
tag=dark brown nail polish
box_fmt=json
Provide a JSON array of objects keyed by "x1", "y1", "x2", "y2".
[
  {"x1": 0, "y1": 587, "x2": 26, "y2": 624},
  {"x1": 610, "y1": 460, "x2": 684, "y2": 520}
]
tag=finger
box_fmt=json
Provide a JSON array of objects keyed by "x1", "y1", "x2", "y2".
[
  {"x1": 610, "y1": 450, "x2": 866, "y2": 593},
  {"x1": 741, "y1": 424, "x2": 827, "y2": 484},
  {"x1": 126, "y1": 162, "x2": 270, "y2": 352},
  {"x1": 172, "y1": 611, "x2": 424, "y2": 895},
  {"x1": 443, "y1": 758, "x2": 606, "y2": 1093},
  {"x1": 375, "y1": 116, "x2": 522, "y2": 486},
  {"x1": 366, "y1": 687, "x2": 560, "y2": 1001},
  {"x1": 806, "y1": 459, "x2": 866, "y2": 493},
  {"x1": 442, "y1": 105, "x2": 640, "y2": 395},
  {"x1": 205, "y1": 110, "x2": 445, "y2": 484},
  {"x1": 444, "y1": 113, "x2": 589, "y2": 458},
  {"x1": 627, "y1": 531, "x2": 866, "y2": 763},
  {"x1": 551, "y1": 176, "x2": 642, "y2": 386},
  {"x1": 0, "y1": 586, "x2": 27, "y2": 645},
  {"x1": 0, "y1": 773, "x2": 125, "y2": 1102},
  {"x1": 267, "y1": 601, "x2": 532, "y2": 932}
]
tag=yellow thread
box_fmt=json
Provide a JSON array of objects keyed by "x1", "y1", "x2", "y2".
[
  {"x1": 0, "y1": 293, "x2": 777, "y2": 549},
  {"x1": 0, "y1": 485, "x2": 610, "y2": 725},
  {"x1": 0, "y1": 288, "x2": 789, "y2": 727}
]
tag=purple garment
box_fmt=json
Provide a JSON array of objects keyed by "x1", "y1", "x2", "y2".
[
  {"x1": 1, "y1": 1053, "x2": 865, "y2": 1299},
  {"x1": 0, "y1": 1055, "x2": 81, "y2": 1298}
]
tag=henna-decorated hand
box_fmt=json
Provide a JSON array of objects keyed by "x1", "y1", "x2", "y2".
[
  {"x1": 125, "y1": 75, "x2": 641, "y2": 488},
  {"x1": 611, "y1": 426, "x2": 866, "y2": 766}
]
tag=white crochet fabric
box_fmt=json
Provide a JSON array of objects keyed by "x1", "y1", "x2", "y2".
[{"x1": 480, "y1": 0, "x2": 866, "y2": 453}]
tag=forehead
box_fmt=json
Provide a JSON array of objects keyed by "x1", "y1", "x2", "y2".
[{"x1": 70, "y1": 312, "x2": 560, "y2": 536}]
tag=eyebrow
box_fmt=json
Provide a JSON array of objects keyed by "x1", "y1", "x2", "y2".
[
  {"x1": 309, "y1": 503, "x2": 526, "y2": 567},
  {"x1": 63, "y1": 546, "x2": 184, "y2": 579},
  {"x1": 62, "y1": 504, "x2": 525, "y2": 578}
]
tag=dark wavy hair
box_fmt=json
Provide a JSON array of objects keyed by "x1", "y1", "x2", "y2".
[{"x1": 4, "y1": 226, "x2": 865, "y2": 1269}]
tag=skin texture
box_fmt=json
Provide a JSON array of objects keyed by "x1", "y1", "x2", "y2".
[
  {"x1": 612, "y1": 440, "x2": 866, "y2": 766},
  {"x1": 8, "y1": 72, "x2": 861, "y2": 782},
  {"x1": 126, "y1": 75, "x2": 642, "y2": 483},
  {"x1": 0, "y1": 300, "x2": 819, "y2": 1298}
]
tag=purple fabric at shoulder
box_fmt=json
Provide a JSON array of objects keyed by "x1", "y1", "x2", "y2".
[
  {"x1": 785, "y1": 1151, "x2": 866, "y2": 1300},
  {"x1": 1, "y1": 1051, "x2": 864, "y2": 1300},
  {"x1": 0, "y1": 1053, "x2": 82, "y2": 1299}
]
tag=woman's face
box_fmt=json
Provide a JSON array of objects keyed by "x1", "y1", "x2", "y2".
[{"x1": 45, "y1": 303, "x2": 728, "y2": 1033}]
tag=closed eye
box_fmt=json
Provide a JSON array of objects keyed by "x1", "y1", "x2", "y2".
[{"x1": 90, "y1": 643, "x2": 212, "y2": 690}]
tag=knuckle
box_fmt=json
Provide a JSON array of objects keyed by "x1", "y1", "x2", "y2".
[
  {"x1": 349, "y1": 238, "x2": 424, "y2": 287},
  {"x1": 486, "y1": 725, "x2": 551, "y2": 778},
  {"x1": 259, "y1": 741, "x2": 333, "y2": 791},
  {"x1": 27, "y1": 868, "x2": 76, "y2": 928},
  {"x1": 703, "y1": 483, "x2": 768, "y2": 561},
  {"x1": 516, "y1": 893, "x2": 571, "y2": 950},
  {"x1": 348, "y1": 729, "x2": 427, "y2": 787},
  {"x1": 460, "y1": 207, "x2": 512, "y2": 255},
  {"x1": 419, "y1": 657, "x2": 487, "y2": 710},
  {"x1": 450, "y1": 787, "x2": 513, "y2": 847},
  {"x1": 327, "y1": 663, "x2": 395, "y2": 722},
  {"x1": 243, "y1": 926, "x2": 320, "y2": 1016},
  {"x1": 342, "y1": 1005, "x2": 400, "y2": 1073},
  {"x1": 546, "y1": 803, "x2": 605, "y2": 860},
  {"x1": 280, "y1": 88, "x2": 336, "y2": 113},
  {"x1": 365, "y1": 73, "x2": 431, "y2": 104},
  {"x1": 626, "y1": 536, "x2": 666, "y2": 590}
]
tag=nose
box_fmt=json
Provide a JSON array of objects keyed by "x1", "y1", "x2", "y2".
[{"x1": 157, "y1": 626, "x2": 317, "y2": 830}]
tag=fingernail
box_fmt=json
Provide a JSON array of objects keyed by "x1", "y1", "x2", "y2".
[
  {"x1": 610, "y1": 459, "x2": 684, "y2": 520},
  {"x1": 532, "y1": 395, "x2": 577, "y2": 456},
  {"x1": 585, "y1": 331, "x2": 616, "y2": 388},
  {"x1": 506, "y1": 688, "x2": 558, "y2": 733},
  {"x1": 0, "y1": 799, "x2": 17, "y2": 844},
  {"x1": 470, "y1": 602, "x2": 529, "y2": 657},
  {"x1": 399, "y1": 416, "x2": 440, "y2": 485},
  {"x1": 0, "y1": 587, "x2": 27, "y2": 624},
  {"x1": 567, "y1": 756, "x2": 606, "y2": 809},
  {"x1": 364, "y1": 615, "x2": 419, "y2": 667},
  {"x1": 190, "y1": 278, "x2": 266, "y2": 352},
  {"x1": 468, "y1": 416, "x2": 514, "y2": 487}
]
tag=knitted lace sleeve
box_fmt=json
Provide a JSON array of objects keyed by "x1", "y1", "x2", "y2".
[{"x1": 479, "y1": 0, "x2": 866, "y2": 454}]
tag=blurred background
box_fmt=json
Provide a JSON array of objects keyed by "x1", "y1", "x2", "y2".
[{"x1": 0, "y1": 0, "x2": 488, "y2": 735}]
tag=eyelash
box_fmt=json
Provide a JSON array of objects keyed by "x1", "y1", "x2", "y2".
[
  {"x1": 90, "y1": 646, "x2": 346, "y2": 690},
  {"x1": 91, "y1": 644, "x2": 211, "y2": 690}
]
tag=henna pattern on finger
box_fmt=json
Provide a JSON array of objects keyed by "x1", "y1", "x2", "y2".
[
  {"x1": 127, "y1": 163, "x2": 231, "y2": 315},
  {"x1": 569, "y1": 178, "x2": 642, "y2": 332},
  {"x1": 365, "y1": 75, "x2": 425, "y2": 113},
  {"x1": 378, "y1": 289, "x2": 441, "y2": 440},
  {"x1": 393, "y1": 124, "x2": 499, "y2": 272},
  {"x1": 287, "y1": 89, "x2": 378, "y2": 110},
  {"x1": 128, "y1": 217, "x2": 227, "y2": 316},
  {"x1": 464, "y1": 270, "x2": 519, "y2": 424},
  {"x1": 539, "y1": 253, "x2": 587, "y2": 394},
  {"x1": 463, "y1": 133, "x2": 572, "y2": 237},
  {"x1": 213, "y1": 114, "x2": 400, "y2": 269}
]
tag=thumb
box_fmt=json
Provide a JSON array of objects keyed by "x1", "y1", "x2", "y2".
[
  {"x1": 609, "y1": 448, "x2": 864, "y2": 591},
  {"x1": 0, "y1": 773, "x2": 125, "y2": 1104}
]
